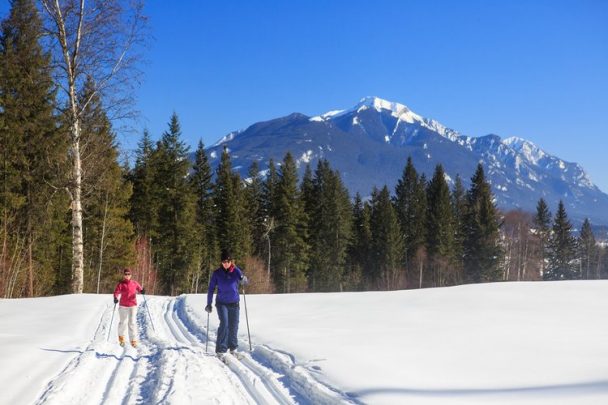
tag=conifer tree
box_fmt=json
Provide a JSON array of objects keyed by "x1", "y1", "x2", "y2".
[
  {"x1": 394, "y1": 157, "x2": 427, "y2": 280},
  {"x1": 307, "y1": 159, "x2": 352, "y2": 292},
  {"x1": 262, "y1": 159, "x2": 279, "y2": 220},
  {"x1": 0, "y1": 0, "x2": 67, "y2": 297},
  {"x1": 369, "y1": 186, "x2": 403, "y2": 290},
  {"x1": 78, "y1": 77, "x2": 134, "y2": 293},
  {"x1": 545, "y1": 201, "x2": 577, "y2": 280},
  {"x1": 214, "y1": 146, "x2": 250, "y2": 262},
  {"x1": 259, "y1": 159, "x2": 279, "y2": 278},
  {"x1": 300, "y1": 163, "x2": 315, "y2": 246},
  {"x1": 533, "y1": 198, "x2": 552, "y2": 278},
  {"x1": 347, "y1": 193, "x2": 371, "y2": 290},
  {"x1": 190, "y1": 140, "x2": 216, "y2": 290},
  {"x1": 272, "y1": 153, "x2": 308, "y2": 292},
  {"x1": 153, "y1": 113, "x2": 197, "y2": 294},
  {"x1": 578, "y1": 218, "x2": 597, "y2": 280},
  {"x1": 451, "y1": 174, "x2": 467, "y2": 283},
  {"x1": 425, "y1": 164, "x2": 455, "y2": 286},
  {"x1": 463, "y1": 163, "x2": 503, "y2": 283},
  {"x1": 130, "y1": 129, "x2": 157, "y2": 237},
  {"x1": 244, "y1": 161, "x2": 267, "y2": 257}
]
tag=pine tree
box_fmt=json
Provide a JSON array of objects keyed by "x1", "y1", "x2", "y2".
[
  {"x1": 369, "y1": 186, "x2": 403, "y2": 290},
  {"x1": 259, "y1": 159, "x2": 279, "y2": 281},
  {"x1": 463, "y1": 163, "x2": 503, "y2": 283},
  {"x1": 130, "y1": 129, "x2": 157, "y2": 237},
  {"x1": 545, "y1": 201, "x2": 577, "y2": 280},
  {"x1": 153, "y1": 113, "x2": 198, "y2": 294},
  {"x1": 190, "y1": 140, "x2": 216, "y2": 291},
  {"x1": 0, "y1": 0, "x2": 67, "y2": 297},
  {"x1": 394, "y1": 157, "x2": 427, "y2": 283},
  {"x1": 78, "y1": 77, "x2": 134, "y2": 293},
  {"x1": 307, "y1": 159, "x2": 352, "y2": 292},
  {"x1": 533, "y1": 198, "x2": 552, "y2": 278},
  {"x1": 578, "y1": 218, "x2": 597, "y2": 280},
  {"x1": 272, "y1": 153, "x2": 308, "y2": 293},
  {"x1": 346, "y1": 193, "x2": 371, "y2": 290},
  {"x1": 451, "y1": 174, "x2": 467, "y2": 283},
  {"x1": 244, "y1": 161, "x2": 266, "y2": 257},
  {"x1": 214, "y1": 146, "x2": 243, "y2": 259},
  {"x1": 425, "y1": 164, "x2": 455, "y2": 287}
]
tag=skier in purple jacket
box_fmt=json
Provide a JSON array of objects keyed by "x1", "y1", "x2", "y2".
[{"x1": 205, "y1": 250, "x2": 248, "y2": 359}]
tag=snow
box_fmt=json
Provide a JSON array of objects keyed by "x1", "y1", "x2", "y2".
[{"x1": 2, "y1": 281, "x2": 608, "y2": 404}]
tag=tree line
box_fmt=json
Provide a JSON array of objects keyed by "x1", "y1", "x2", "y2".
[{"x1": 1, "y1": 0, "x2": 606, "y2": 298}]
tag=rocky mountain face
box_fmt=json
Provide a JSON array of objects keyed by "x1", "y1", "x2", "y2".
[{"x1": 205, "y1": 96, "x2": 608, "y2": 226}]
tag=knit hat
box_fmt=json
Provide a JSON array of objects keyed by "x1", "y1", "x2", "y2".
[
  {"x1": 123, "y1": 268, "x2": 132, "y2": 275},
  {"x1": 220, "y1": 249, "x2": 232, "y2": 262}
]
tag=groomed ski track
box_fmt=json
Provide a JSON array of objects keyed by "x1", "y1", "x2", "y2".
[{"x1": 34, "y1": 295, "x2": 357, "y2": 404}]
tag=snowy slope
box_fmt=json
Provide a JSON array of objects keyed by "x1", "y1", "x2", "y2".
[{"x1": 1, "y1": 281, "x2": 608, "y2": 404}]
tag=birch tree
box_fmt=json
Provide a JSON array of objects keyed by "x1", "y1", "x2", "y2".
[{"x1": 40, "y1": 0, "x2": 146, "y2": 293}]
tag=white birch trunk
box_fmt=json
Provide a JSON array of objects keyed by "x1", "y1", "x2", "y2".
[{"x1": 71, "y1": 124, "x2": 84, "y2": 293}]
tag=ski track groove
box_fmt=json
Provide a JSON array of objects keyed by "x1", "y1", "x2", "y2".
[
  {"x1": 35, "y1": 303, "x2": 145, "y2": 405},
  {"x1": 168, "y1": 296, "x2": 294, "y2": 405},
  {"x1": 34, "y1": 294, "x2": 355, "y2": 404},
  {"x1": 175, "y1": 295, "x2": 359, "y2": 405}
]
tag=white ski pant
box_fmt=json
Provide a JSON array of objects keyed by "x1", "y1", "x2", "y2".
[{"x1": 118, "y1": 306, "x2": 138, "y2": 340}]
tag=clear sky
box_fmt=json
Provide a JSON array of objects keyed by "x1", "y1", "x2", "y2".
[{"x1": 3, "y1": 1, "x2": 608, "y2": 191}]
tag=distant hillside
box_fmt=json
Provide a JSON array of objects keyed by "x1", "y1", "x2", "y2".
[{"x1": 204, "y1": 97, "x2": 608, "y2": 226}]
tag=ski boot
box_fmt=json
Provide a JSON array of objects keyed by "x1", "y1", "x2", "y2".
[
  {"x1": 229, "y1": 349, "x2": 243, "y2": 360},
  {"x1": 131, "y1": 340, "x2": 138, "y2": 348},
  {"x1": 118, "y1": 336, "x2": 125, "y2": 347}
]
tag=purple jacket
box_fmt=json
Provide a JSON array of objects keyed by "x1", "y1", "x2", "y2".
[{"x1": 207, "y1": 264, "x2": 244, "y2": 305}]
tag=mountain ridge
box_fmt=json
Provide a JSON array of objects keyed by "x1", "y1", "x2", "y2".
[{"x1": 204, "y1": 96, "x2": 608, "y2": 226}]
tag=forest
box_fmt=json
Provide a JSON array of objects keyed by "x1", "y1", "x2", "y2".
[{"x1": 1, "y1": 0, "x2": 606, "y2": 298}]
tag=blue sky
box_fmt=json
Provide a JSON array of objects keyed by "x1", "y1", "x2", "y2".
[
  {"x1": 133, "y1": 0, "x2": 608, "y2": 191},
  {"x1": 2, "y1": 1, "x2": 607, "y2": 191}
]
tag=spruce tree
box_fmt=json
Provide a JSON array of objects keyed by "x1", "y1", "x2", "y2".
[
  {"x1": 369, "y1": 186, "x2": 403, "y2": 290},
  {"x1": 451, "y1": 174, "x2": 467, "y2": 283},
  {"x1": 244, "y1": 161, "x2": 265, "y2": 258},
  {"x1": 545, "y1": 201, "x2": 577, "y2": 280},
  {"x1": 347, "y1": 193, "x2": 371, "y2": 290},
  {"x1": 394, "y1": 157, "x2": 427, "y2": 282},
  {"x1": 190, "y1": 140, "x2": 216, "y2": 289},
  {"x1": 260, "y1": 159, "x2": 279, "y2": 279},
  {"x1": 578, "y1": 218, "x2": 597, "y2": 280},
  {"x1": 425, "y1": 164, "x2": 455, "y2": 287},
  {"x1": 78, "y1": 77, "x2": 134, "y2": 293},
  {"x1": 463, "y1": 163, "x2": 503, "y2": 283},
  {"x1": 153, "y1": 113, "x2": 198, "y2": 294},
  {"x1": 533, "y1": 198, "x2": 552, "y2": 278},
  {"x1": 214, "y1": 146, "x2": 249, "y2": 262},
  {"x1": 0, "y1": 0, "x2": 67, "y2": 296},
  {"x1": 272, "y1": 153, "x2": 308, "y2": 292},
  {"x1": 130, "y1": 129, "x2": 157, "y2": 237},
  {"x1": 307, "y1": 159, "x2": 352, "y2": 292}
]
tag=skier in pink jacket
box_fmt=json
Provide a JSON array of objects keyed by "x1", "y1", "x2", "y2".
[{"x1": 113, "y1": 268, "x2": 144, "y2": 347}]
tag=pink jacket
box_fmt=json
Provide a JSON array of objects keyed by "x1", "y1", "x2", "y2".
[{"x1": 113, "y1": 279, "x2": 143, "y2": 307}]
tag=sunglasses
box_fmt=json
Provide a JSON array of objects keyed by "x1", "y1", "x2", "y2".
[
  {"x1": 124, "y1": 273, "x2": 132, "y2": 276},
  {"x1": 221, "y1": 260, "x2": 231, "y2": 264}
]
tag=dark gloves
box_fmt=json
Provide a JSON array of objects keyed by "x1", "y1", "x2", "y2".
[
  {"x1": 140, "y1": 288, "x2": 146, "y2": 295},
  {"x1": 240, "y1": 275, "x2": 249, "y2": 286},
  {"x1": 205, "y1": 304, "x2": 213, "y2": 313},
  {"x1": 113, "y1": 297, "x2": 118, "y2": 304}
]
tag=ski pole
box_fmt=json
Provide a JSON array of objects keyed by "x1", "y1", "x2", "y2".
[
  {"x1": 242, "y1": 284, "x2": 252, "y2": 352},
  {"x1": 107, "y1": 302, "x2": 117, "y2": 342},
  {"x1": 142, "y1": 292, "x2": 156, "y2": 332},
  {"x1": 205, "y1": 311, "x2": 210, "y2": 354}
]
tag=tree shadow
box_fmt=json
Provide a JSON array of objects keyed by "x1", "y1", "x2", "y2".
[
  {"x1": 40, "y1": 345, "x2": 193, "y2": 362},
  {"x1": 348, "y1": 380, "x2": 608, "y2": 400}
]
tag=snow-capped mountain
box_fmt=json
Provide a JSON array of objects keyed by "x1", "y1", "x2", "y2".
[{"x1": 205, "y1": 96, "x2": 608, "y2": 226}]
